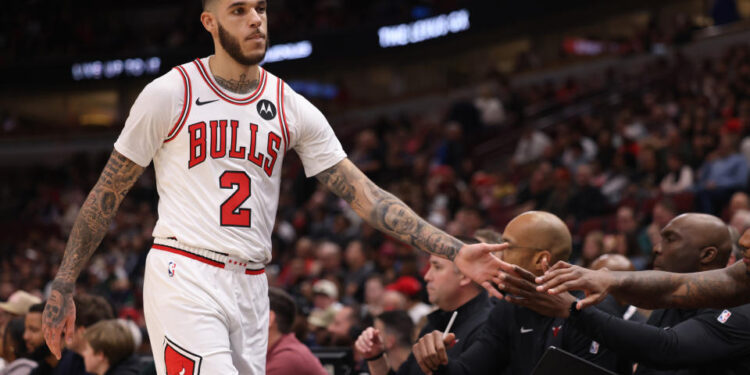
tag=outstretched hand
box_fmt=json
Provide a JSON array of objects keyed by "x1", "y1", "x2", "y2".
[
  {"x1": 493, "y1": 261, "x2": 577, "y2": 317},
  {"x1": 453, "y1": 242, "x2": 517, "y2": 299},
  {"x1": 42, "y1": 280, "x2": 76, "y2": 359},
  {"x1": 535, "y1": 261, "x2": 615, "y2": 310}
]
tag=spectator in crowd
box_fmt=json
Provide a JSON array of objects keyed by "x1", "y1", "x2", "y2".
[
  {"x1": 24, "y1": 302, "x2": 86, "y2": 375},
  {"x1": 0, "y1": 292, "x2": 41, "y2": 330},
  {"x1": 267, "y1": 288, "x2": 327, "y2": 375},
  {"x1": 500, "y1": 213, "x2": 750, "y2": 374},
  {"x1": 342, "y1": 240, "x2": 374, "y2": 305},
  {"x1": 1, "y1": 318, "x2": 37, "y2": 375},
  {"x1": 56, "y1": 294, "x2": 115, "y2": 375},
  {"x1": 385, "y1": 276, "x2": 431, "y2": 324},
  {"x1": 327, "y1": 305, "x2": 362, "y2": 347},
  {"x1": 308, "y1": 280, "x2": 341, "y2": 347},
  {"x1": 577, "y1": 231, "x2": 606, "y2": 269},
  {"x1": 726, "y1": 192, "x2": 750, "y2": 222},
  {"x1": 614, "y1": 206, "x2": 649, "y2": 269},
  {"x1": 512, "y1": 128, "x2": 551, "y2": 166},
  {"x1": 568, "y1": 164, "x2": 609, "y2": 221},
  {"x1": 80, "y1": 320, "x2": 140, "y2": 375},
  {"x1": 363, "y1": 274, "x2": 386, "y2": 317},
  {"x1": 355, "y1": 310, "x2": 415, "y2": 374},
  {"x1": 696, "y1": 133, "x2": 749, "y2": 214},
  {"x1": 641, "y1": 198, "x2": 678, "y2": 254},
  {"x1": 660, "y1": 153, "x2": 694, "y2": 194},
  {"x1": 413, "y1": 211, "x2": 624, "y2": 374},
  {"x1": 730, "y1": 209, "x2": 750, "y2": 234}
]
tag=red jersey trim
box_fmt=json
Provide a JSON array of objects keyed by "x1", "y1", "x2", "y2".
[
  {"x1": 192, "y1": 59, "x2": 267, "y2": 105},
  {"x1": 276, "y1": 78, "x2": 291, "y2": 153},
  {"x1": 165, "y1": 66, "x2": 192, "y2": 143}
]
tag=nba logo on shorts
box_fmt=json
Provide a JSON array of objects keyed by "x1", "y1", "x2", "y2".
[
  {"x1": 717, "y1": 309, "x2": 732, "y2": 324},
  {"x1": 168, "y1": 261, "x2": 176, "y2": 277}
]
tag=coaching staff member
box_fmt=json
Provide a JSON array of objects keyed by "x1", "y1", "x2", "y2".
[
  {"x1": 356, "y1": 236, "x2": 495, "y2": 374},
  {"x1": 503, "y1": 213, "x2": 750, "y2": 374},
  {"x1": 414, "y1": 211, "x2": 624, "y2": 374}
]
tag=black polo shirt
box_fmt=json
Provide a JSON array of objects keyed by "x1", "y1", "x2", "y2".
[
  {"x1": 393, "y1": 291, "x2": 494, "y2": 375},
  {"x1": 434, "y1": 298, "x2": 621, "y2": 375},
  {"x1": 568, "y1": 303, "x2": 750, "y2": 374}
]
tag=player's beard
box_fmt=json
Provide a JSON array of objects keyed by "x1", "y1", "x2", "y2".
[{"x1": 217, "y1": 22, "x2": 268, "y2": 66}]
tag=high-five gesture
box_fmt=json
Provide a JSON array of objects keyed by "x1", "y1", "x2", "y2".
[{"x1": 535, "y1": 261, "x2": 615, "y2": 310}]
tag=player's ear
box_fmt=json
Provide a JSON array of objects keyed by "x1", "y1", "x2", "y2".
[{"x1": 201, "y1": 11, "x2": 217, "y2": 34}]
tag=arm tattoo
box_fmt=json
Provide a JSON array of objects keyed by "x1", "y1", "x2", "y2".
[
  {"x1": 316, "y1": 159, "x2": 462, "y2": 260},
  {"x1": 55, "y1": 150, "x2": 144, "y2": 284},
  {"x1": 213, "y1": 73, "x2": 259, "y2": 94},
  {"x1": 611, "y1": 263, "x2": 750, "y2": 309}
]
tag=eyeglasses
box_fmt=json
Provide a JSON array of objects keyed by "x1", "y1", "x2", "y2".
[{"x1": 500, "y1": 238, "x2": 547, "y2": 253}]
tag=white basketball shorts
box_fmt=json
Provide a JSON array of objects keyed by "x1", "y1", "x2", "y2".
[{"x1": 143, "y1": 239, "x2": 269, "y2": 375}]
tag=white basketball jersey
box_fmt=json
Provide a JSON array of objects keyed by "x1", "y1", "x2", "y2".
[{"x1": 115, "y1": 56, "x2": 346, "y2": 263}]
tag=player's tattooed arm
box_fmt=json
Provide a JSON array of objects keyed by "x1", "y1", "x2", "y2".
[
  {"x1": 44, "y1": 150, "x2": 144, "y2": 357},
  {"x1": 213, "y1": 72, "x2": 259, "y2": 94},
  {"x1": 316, "y1": 158, "x2": 462, "y2": 260},
  {"x1": 610, "y1": 262, "x2": 750, "y2": 309}
]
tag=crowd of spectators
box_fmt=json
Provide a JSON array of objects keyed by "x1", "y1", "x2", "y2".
[{"x1": 4, "y1": 23, "x2": 750, "y2": 375}]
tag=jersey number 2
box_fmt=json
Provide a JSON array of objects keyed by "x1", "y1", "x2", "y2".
[{"x1": 219, "y1": 171, "x2": 252, "y2": 227}]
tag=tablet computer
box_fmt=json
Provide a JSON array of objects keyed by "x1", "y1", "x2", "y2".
[{"x1": 531, "y1": 346, "x2": 616, "y2": 375}]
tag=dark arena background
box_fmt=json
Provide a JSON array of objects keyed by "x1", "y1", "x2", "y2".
[{"x1": 3, "y1": 1, "x2": 750, "y2": 374}]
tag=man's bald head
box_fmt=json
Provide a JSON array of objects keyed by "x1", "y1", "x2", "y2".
[
  {"x1": 654, "y1": 213, "x2": 732, "y2": 273},
  {"x1": 501, "y1": 211, "x2": 572, "y2": 275}
]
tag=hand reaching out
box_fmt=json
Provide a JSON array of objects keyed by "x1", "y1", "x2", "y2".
[{"x1": 535, "y1": 261, "x2": 615, "y2": 310}]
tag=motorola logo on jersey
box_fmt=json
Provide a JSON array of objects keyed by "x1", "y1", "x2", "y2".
[{"x1": 256, "y1": 99, "x2": 276, "y2": 120}]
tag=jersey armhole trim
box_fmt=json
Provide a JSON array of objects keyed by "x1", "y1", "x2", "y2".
[
  {"x1": 276, "y1": 78, "x2": 291, "y2": 152},
  {"x1": 164, "y1": 66, "x2": 192, "y2": 143}
]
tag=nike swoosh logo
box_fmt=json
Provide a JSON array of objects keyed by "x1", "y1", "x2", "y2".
[
  {"x1": 520, "y1": 327, "x2": 533, "y2": 333},
  {"x1": 195, "y1": 98, "x2": 219, "y2": 106}
]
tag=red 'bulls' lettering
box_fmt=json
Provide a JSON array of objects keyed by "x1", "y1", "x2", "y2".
[
  {"x1": 187, "y1": 119, "x2": 282, "y2": 177},
  {"x1": 247, "y1": 123, "x2": 264, "y2": 168},
  {"x1": 210, "y1": 120, "x2": 227, "y2": 158},
  {"x1": 265, "y1": 132, "x2": 281, "y2": 176},
  {"x1": 188, "y1": 122, "x2": 206, "y2": 168},
  {"x1": 228, "y1": 120, "x2": 246, "y2": 159}
]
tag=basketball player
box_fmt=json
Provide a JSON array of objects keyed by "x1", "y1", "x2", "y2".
[{"x1": 41, "y1": 1, "x2": 507, "y2": 374}]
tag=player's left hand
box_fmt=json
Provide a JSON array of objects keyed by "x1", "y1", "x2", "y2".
[{"x1": 454, "y1": 242, "x2": 515, "y2": 300}]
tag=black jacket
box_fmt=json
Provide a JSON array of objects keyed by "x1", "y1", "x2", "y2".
[
  {"x1": 394, "y1": 291, "x2": 494, "y2": 375},
  {"x1": 568, "y1": 304, "x2": 750, "y2": 374},
  {"x1": 434, "y1": 298, "x2": 621, "y2": 375},
  {"x1": 105, "y1": 355, "x2": 143, "y2": 375}
]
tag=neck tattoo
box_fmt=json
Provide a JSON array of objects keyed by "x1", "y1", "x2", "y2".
[{"x1": 213, "y1": 73, "x2": 259, "y2": 94}]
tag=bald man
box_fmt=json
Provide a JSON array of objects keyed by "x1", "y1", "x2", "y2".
[
  {"x1": 413, "y1": 211, "x2": 623, "y2": 375},
  {"x1": 502, "y1": 213, "x2": 750, "y2": 374}
]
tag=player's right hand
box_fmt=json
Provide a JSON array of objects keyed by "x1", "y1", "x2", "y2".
[
  {"x1": 355, "y1": 327, "x2": 384, "y2": 360},
  {"x1": 413, "y1": 330, "x2": 456, "y2": 375},
  {"x1": 42, "y1": 280, "x2": 76, "y2": 359},
  {"x1": 535, "y1": 261, "x2": 614, "y2": 309}
]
